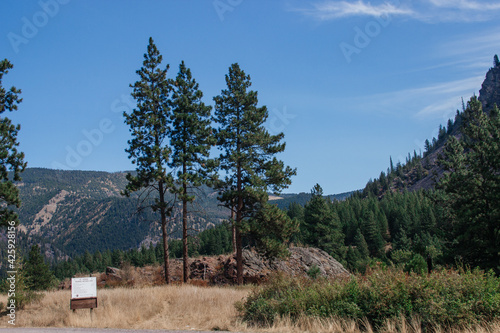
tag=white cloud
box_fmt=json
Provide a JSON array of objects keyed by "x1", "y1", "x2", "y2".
[
  {"x1": 441, "y1": 29, "x2": 500, "y2": 57},
  {"x1": 355, "y1": 76, "x2": 483, "y2": 119},
  {"x1": 297, "y1": 0, "x2": 414, "y2": 20},
  {"x1": 296, "y1": 0, "x2": 500, "y2": 23},
  {"x1": 428, "y1": 0, "x2": 500, "y2": 11}
]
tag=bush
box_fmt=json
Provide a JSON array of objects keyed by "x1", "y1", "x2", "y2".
[
  {"x1": 237, "y1": 267, "x2": 500, "y2": 330},
  {"x1": 404, "y1": 254, "x2": 427, "y2": 275},
  {"x1": 306, "y1": 265, "x2": 321, "y2": 279}
]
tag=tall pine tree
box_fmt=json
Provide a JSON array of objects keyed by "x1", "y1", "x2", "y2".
[
  {"x1": 0, "y1": 59, "x2": 26, "y2": 227},
  {"x1": 303, "y1": 184, "x2": 345, "y2": 259},
  {"x1": 213, "y1": 63, "x2": 296, "y2": 284},
  {"x1": 169, "y1": 61, "x2": 215, "y2": 283},
  {"x1": 123, "y1": 37, "x2": 174, "y2": 284},
  {"x1": 437, "y1": 96, "x2": 500, "y2": 271}
]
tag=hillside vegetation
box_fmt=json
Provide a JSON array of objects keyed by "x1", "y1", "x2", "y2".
[{"x1": 4, "y1": 168, "x2": 230, "y2": 258}]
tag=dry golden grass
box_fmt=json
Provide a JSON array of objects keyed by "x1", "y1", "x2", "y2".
[
  {"x1": 0, "y1": 285, "x2": 248, "y2": 331},
  {"x1": 0, "y1": 285, "x2": 499, "y2": 332}
]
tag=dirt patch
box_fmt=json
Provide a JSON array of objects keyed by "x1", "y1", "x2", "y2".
[{"x1": 31, "y1": 190, "x2": 69, "y2": 233}]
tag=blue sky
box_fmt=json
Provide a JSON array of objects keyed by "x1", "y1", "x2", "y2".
[{"x1": 1, "y1": 0, "x2": 500, "y2": 194}]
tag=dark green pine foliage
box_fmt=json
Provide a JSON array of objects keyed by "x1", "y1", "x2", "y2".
[
  {"x1": 353, "y1": 228, "x2": 370, "y2": 260},
  {"x1": 345, "y1": 229, "x2": 370, "y2": 272},
  {"x1": 287, "y1": 202, "x2": 304, "y2": 222},
  {"x1": 51, "y1": 223, "x2": 235, "y2": 280},
  {"x1": 122, "y1": 37, "x2": 174, "y2": 284},
  {"x1": 169, "y1": 61, "x2": 215, "y2": 283},
  {"x1": 24, "y1": 244, "x2": 55, "y2": 291},
  {"x1": 246, "y1": 203, "x2": 299, "y2": 260},
  {"x1": 287, "y1": 202, "x2": 305, "y2": 245},
  {"x1": 437, "y1": 96, "x2": 500, "y2": 272},
  {"x1": 0, "y1": 59, "x2": 27, "y2": 227},
  {"x1": 360, "y1": 210, "x2": 385, "y2": 257},
  {"x1": 303, "y1": 184, "x2": 344, "y2": 259},
  {"x1": 213, "y1": 63, "x2": 296, "y2": 284}
]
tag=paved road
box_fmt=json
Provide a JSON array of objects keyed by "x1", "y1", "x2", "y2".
[{"x1": 0, "y1": 328, "x2": 240, "y2": 333}]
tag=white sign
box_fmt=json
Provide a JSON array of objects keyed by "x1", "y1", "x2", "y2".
[{"x1": 71, "y1": 277, "x2": 97, "y2": 299}]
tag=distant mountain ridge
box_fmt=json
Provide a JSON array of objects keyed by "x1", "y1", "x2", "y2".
[{"x1": 13, "y1": 168, "x2": 230, "y2": 258}]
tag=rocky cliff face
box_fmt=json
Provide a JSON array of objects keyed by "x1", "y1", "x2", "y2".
[{"x1": 479, "y1": 58, "x2": 500, "y2": 113}]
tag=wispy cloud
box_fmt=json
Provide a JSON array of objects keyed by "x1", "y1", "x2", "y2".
[
  {"x1": 428, "y1": 0, "x2": 500, "y2": 11},
  {"x1": 426, "y1": 28, "x2": 500, "y2": 74},
  {"x1": 295, "y1": 0, "x2": 500, "y2": 23},
  {"x1": 440, "y1": 29, "x2": 500, "y2": 58},
  {"x1": 355, "y1": 76, "x2": 483, "y2": 119},
  {"x1": 297, "y1": 0, "x2": 413, "y2": 20}
]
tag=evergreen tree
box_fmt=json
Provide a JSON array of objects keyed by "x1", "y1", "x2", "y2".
[
  {"x1": 93, "y1": 250, "x2": 104, "y2": 272},
  {"x1": 287, "y1": 202, "x2": 304, "y2": 222},
  {"x1": 122, "y1": 37, "x2": 174, "y2": 283},
  {"x1": 437, "y1": 97, "x2": 500, "y2": 271},
  {"x1": 353, "y1": 228, "x2": 369, "y2": 260},
  {"x1": 447, "y1": 118, "x2": 454, "y2": 134},
  {"x1": 287, "y1": 202, "x2": 305, "y2": 244},
  {"x1": 424, "y1": 139, "x2": 431, "y2": 155},
  {"x1": 0, "y1": 59, "x2": 27, "y2": 227},
  {"x1": 345, "y1": 246, "x2": 360, "y2": 271},
  {"x1": 24, "y1": 245, "x2": 55, "y2": 291},
  {"x1": 246, "y1": 203, "x2": 299, "y2": 259},
  {"x1": 303, "y1": 184, "x2": 344, "y2": 259},
  {"x1": 9, "y1": 251, "x2": 41, "y2": 310},
  {"x1": 213, "y1": 63, "x2": 296, "y2": 284},
  {"x1": 360, "y1": 210, "x2": 385, "y2": 257},
  {"x1": 83, "y1": 250, "x2": 95, "y2": 272},
  {"x1": 111, "y1": 249, "x2": 123, "y2": 267},
  {"x1": 168, "y1": 61, "x2": 215, "y2": 283}
]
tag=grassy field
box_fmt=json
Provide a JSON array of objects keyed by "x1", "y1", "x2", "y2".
[
  {"x1": 0, "y1": 284, "x2": 248, "y2": 331},
  {"x1": 1, "y1": 282, "x2": 499, "y2": 332}
]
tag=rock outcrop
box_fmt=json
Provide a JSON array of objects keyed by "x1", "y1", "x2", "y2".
[
  {"x1": 189, "y1": 246, "x2": 349, "y2": 285},
  {"x1": 479, "y1": 58, "x2": 500, "y2": 113}
]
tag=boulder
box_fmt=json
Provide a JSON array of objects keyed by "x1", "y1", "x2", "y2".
[{"x1": 105, "y1": 266, "x2": 123, "y2": 281}]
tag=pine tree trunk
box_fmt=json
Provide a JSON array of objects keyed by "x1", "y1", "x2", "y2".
[
  {"x1": 235, "y1": 221, "x2": 243, "y2": 285},
  {"x1": 159, "y1": 180, "x2": 170, "y2": 284},
  {"x1": 236, "y1": 166, "x2": 243, "y2": 285},
  {"x1": 231, "y1": 208, "x2": 236, "y2": 253},
  {"x1": 182, "y1": 179, "x2": 188, "y2": 283}
]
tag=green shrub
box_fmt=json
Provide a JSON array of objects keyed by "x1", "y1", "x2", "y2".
[
  {"x1": 404, "y1": 253, "x2": 427, "y2": 275},
  {"x1": 237, "y1": 267, "x2": 500, "y2": 330},
  {"x1": 306, "y1": 265, "x2": 321, "y2": 279},
  {"x1": 6, "y1": 253, "x2": 45, "y2": 310}
]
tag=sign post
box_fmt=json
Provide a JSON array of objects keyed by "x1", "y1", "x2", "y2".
[{"x1": 70, "y1": 277, "x2": 97, "y2": 313}]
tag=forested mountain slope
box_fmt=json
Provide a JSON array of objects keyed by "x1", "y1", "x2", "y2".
[
  {"x1": 363, "y1": 59, "x2": 500, "y2": 197},
  {"x1": 12, "y1": 168, "x2": 230, "y2": 257}
]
